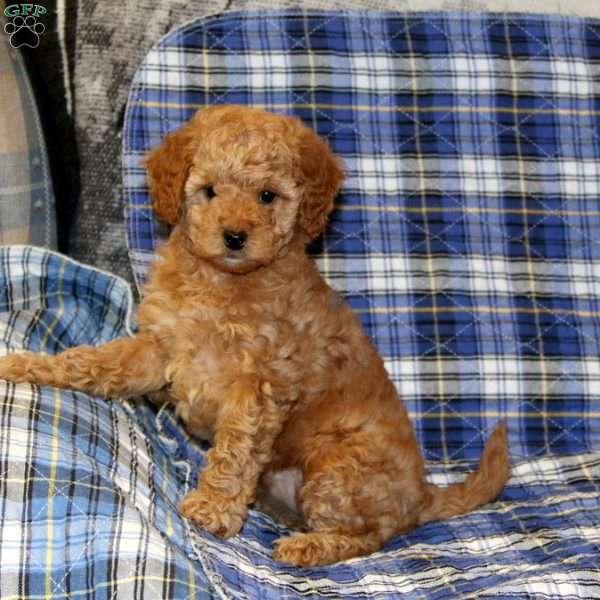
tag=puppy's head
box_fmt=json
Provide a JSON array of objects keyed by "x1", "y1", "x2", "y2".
[{"x1": 145, "y1": 105, "x2": 343, "y2": 274}]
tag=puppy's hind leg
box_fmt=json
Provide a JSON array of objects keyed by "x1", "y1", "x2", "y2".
[
  {"x1": 273, "y1": 435, "x2": 424, "y2": 566},
  {"x1": 0, "y1": 334, "x2": 168, "y2": 398},
  {"x1": 274, "y1": 530, "x2": 381, "y2": 567}
]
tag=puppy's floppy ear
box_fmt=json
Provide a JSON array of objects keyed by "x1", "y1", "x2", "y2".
[
  {"x1": 297, "y1": 130, "x2": 344, "y2": 239},
  {"x1": 144, "y1": 122, "x2": 200, "y2": 225}
]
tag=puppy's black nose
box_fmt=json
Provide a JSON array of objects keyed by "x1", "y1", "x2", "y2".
[{"x1": 223, "y1": 230, "x2": 247, "y2": 251}]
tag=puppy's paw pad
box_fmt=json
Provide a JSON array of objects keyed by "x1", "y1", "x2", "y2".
[{"x1": 179, "y1": 490, "x2": 243, "y2": 538}]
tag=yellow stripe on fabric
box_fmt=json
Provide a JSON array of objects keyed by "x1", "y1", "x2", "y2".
[
  {"x1": 202, "y1": 26, "x2": 210, "y2": 112},
  {"x1": 404, "y1": 19, "x2": 451, "y2": 468},
  {"x1": 42, "y1": 259, "x2": 65, "y2": 598},
  {"x1": 504, "y1": 18, "x2": 550, "y2": 453},
  {"x1": 40, "y1": 260, "x2": 66, "y2": 348},
  {"x1": 137, "y1": 100, "x2": 600, "y2": 117},
  {"x1": 45, "y1": 388, "x2": 62, "y2": 599},
  {"x1": 356, "y1": 305, "x2": 600, "y2": 318},
  {"x1": 188, "y1": 559, "x2": 196, "y2": 600}
]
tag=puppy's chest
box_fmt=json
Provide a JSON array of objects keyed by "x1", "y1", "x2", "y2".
[{"x1": 165, "y1": 299, "x2": 305, "y2": 399}]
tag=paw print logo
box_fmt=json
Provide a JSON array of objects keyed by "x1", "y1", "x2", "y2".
[{"x1": 4, "y1": 15, "x2": 45, "y2": 49}]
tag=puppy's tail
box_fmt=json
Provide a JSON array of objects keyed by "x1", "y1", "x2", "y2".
[{"x1": 418, "y1": 422, "x2": 510, "y2": 525}]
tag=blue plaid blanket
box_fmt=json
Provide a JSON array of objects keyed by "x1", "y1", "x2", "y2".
[
  {"x1": 124, "y1": 10, "x2": 600, "y2": 465},
  {"x1": 1, "y1": 246, "x2": 600, "y2": 597},
  {"x1": 1, "y1": 247, "x2": 600, "y2": 598},
  {"x1": 2, "y1": 8, "x2": 600, "y2": 599}
]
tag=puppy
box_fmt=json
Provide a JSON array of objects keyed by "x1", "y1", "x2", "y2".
[{"x1": 0, "y1": 105, "x2": 509, "y2": 566}]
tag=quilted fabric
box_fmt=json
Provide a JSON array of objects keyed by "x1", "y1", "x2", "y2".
[
  {"x1": 0, "y1": 246, "x2": 217, "y2": 599},
  {"x1": 124, "y1": 10, "x2": 600, "y2": 464},
  {"x1": 1, "y1": 245, "x2": 600, "y2": 598}
]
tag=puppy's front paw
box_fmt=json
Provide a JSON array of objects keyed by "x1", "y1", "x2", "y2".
[
  {"x1": 0, "y1": 353, "x2": 35, "y2": 383},
  {"x1": 179, "y1": 489, "x2": 245, "y2": 538}
]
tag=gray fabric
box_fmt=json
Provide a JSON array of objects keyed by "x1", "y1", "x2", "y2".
[{"x1": 68, "y1": 0, "x2": 600, "y2": 284}]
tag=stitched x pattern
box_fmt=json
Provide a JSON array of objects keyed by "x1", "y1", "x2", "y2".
[{"x1": 123, "y1": 10, "x2": 600, "y2": 462}]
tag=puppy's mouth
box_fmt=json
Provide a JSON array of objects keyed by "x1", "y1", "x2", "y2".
[
  {"x1": 213, "y1": 251, "x2": 263, "y2": 274},
  {"x1": 222, "y1": 254, "x2": 247, "y2": 266}
]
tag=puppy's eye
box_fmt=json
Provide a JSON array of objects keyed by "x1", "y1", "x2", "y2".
[
  {"x1": 204, "y1": 186, "x2": 216, "y2": 199},
  {"x1": 259, "y1": 190, "x2": 277, "y2": 205}
]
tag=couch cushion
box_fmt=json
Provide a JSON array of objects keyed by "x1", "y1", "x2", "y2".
[{"x1": 123, "y1": 10, "x2": 600, "y2": 462}]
